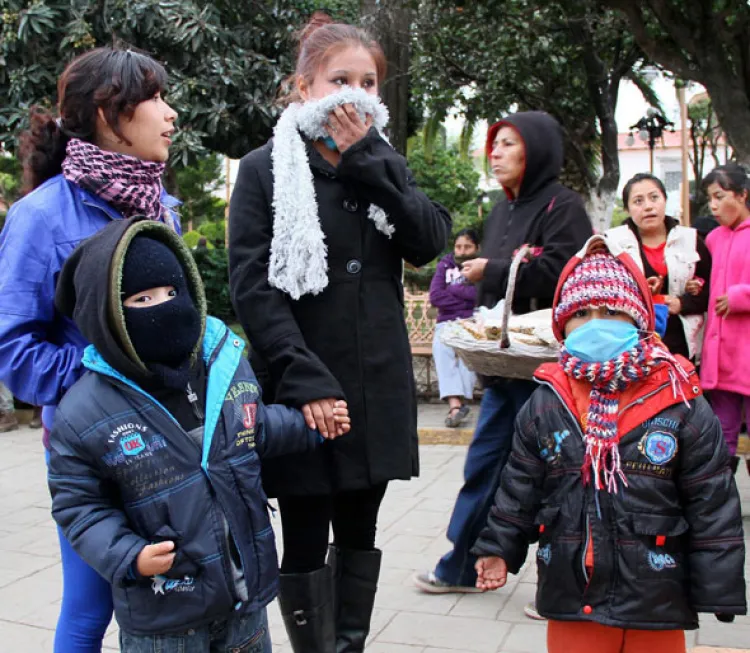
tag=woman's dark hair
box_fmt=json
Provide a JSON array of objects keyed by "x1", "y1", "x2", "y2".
[
  {"x1": 18, "y1": 47, "x2": 167, "y2": 193},
  {"x1": 702, "y1": 163, "x2": 750, "y2": 207},
  {"x1": 278, "y1": 11, "x2": 387, "y2": 105},
  {"x1": 454, "y1": 228, "x2": 480, "y2": 247},
  {"x1": 622, "y1": 172, "x2": 667, "y2": 208}
]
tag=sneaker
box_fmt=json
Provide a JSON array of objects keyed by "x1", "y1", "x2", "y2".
[
  {"x1": 413, "y1": 570, "x2": 482, "y2": 594},
  {"x1": 0, "y1": 411, "x2": 18, "y2": 433},
  {"x1": 29, "y1": 408, "x2": 42, "y2": 429},
  {"x1": 523, "y1": 602, "x2": 547, "y2": 621}
]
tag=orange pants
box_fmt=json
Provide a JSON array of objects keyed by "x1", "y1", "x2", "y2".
[{"x1": 547, "y1": 620, "x2": 686, "y2": 653}]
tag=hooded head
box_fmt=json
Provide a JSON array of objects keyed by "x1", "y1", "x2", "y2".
[
  {"x1": 485, "y1": 111, "x2": 564, "y2": 200},
  {"x1": 551, "y1": 236, "x2": 655, "y2": 343},
  {"x1": 56, "y1": 217, "x2": 207, "y2": 388}
]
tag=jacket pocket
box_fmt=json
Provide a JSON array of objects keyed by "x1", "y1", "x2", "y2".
[
  {"x1": 151, "y1": 524, "x2": 201, "y2": 580},
  {"x1": 628, "y1": 513, "x2": 689, "y2": 580},
  {"x1": 534, "y1": 506, "x2": 585, "y2": 616}
]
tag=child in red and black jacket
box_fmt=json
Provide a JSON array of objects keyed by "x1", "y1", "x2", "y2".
[{"x1": 472, "y1": 236, "x2": 746, "y2": 653}]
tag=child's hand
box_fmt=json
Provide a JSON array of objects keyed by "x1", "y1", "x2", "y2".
[
  {"x1": 647, "y1": 275, "x2": 664, "y2": 295},
  {"x1": 685, "y1": 277, "x2": 704, "y2": 295},
  {"x1": 716, "y1": 295, "x2": 731, "y2": 317},
  {"x1": 136, "y1": 541, "x2": 175, "y2": 577},
  {"x1": 328, "y1": 400, "x2": 351, "y2": 439},
  {"x1": 475, "y1": 556, "x2": 507, "y2": 591}
]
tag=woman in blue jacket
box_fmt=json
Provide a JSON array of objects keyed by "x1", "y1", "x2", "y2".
[{"x1": 0, "y1": 47, "x2": 179, "y2": 652}]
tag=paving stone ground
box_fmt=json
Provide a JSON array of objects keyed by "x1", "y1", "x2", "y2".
[{"x1": 0, "y1": 424, "x2": 748, "y2": 652}]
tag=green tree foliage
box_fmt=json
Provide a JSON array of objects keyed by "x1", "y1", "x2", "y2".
[
  {"x1": 0, "y1": 0, "x2": 321, "y2": 162},
  {"x1": 406, "y1": 134, "x2": 480, "y2": 227},
  {"x1": 0, "y1": 152, "x2": 22, "y2": 229},
  {"x1": 600, "y1": 0, "x2": 750, "y2": 165},
  {"x1": 413, "y1": 0, "x2": 654, "y2": 229},
  {"x1": 173, "y1": 153, "x2": 226, "y2": 230}
]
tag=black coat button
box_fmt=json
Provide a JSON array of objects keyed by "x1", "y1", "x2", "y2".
[
  {"x1": 343, "y1": 199, "x2": 359, "y2": 212},
  {"x1": 346, "y1": 259, "x2": 362, "y2": 274}
]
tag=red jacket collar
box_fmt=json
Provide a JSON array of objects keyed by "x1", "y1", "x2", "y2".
[{"x1": 534, "y1": 358, "x2": 702, "y2": 436}]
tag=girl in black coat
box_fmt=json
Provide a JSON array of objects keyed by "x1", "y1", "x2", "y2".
[{"x1": 228, "y1": 13, "x2": 450, "y2": 653}]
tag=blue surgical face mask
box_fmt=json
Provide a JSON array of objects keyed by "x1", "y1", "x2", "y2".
[
  {"x1": 322, "y1": 136, "x2": 339, "y2": 152},
  {"x1": 564, "y1": 319, "x2": 639, "y2": 363}
]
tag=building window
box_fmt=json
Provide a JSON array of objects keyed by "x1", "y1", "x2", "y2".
[{"x1": 664, "y1": 170, "x2": 682, "y2": 193}]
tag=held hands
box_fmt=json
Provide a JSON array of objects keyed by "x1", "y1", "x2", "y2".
[
  {"x1": 475, "y1": 556, "x2": 508, "y2": 591},
  {"x1": 136, "y1": 540, "x2": 175, "y2": 577},
  {"x1": 462, "y1": 258, "x2": 489, "y2": 283},
  {"x1": 302, "y1": 398, "x2": 351, "y2": 439},
  {"x1": 326, "y1": 104, "x2": 374, "y2": 153},
  {"x1": 716, "y1": 295, "x2": 731, "y2": 317}
]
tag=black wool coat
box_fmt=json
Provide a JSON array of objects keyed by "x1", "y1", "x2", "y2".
[{"x1": 228, "y1": 129, "x2": 451, "y2": 496}]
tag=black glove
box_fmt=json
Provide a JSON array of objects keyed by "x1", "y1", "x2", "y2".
[{"x1": 715, "y1": 613, "x2": 735, "y2": 623}]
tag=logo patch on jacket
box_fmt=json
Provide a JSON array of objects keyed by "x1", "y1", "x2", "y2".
[
  {"x1": 102, "y1": 422, "x2": 167, "y2": 468},
  {"x1": 151, "y1": 575, "x2": 196, "y2": 595},
  {"x1": 539, "y1": 430, "x2": 570, "y2": 464},
  {"x1": 120, "y1": 433, "x2": 146, "y2": 456},
  {"x1": 638, "y1": 432, "x2": 678, "y2": 465},
  {"x1": 537, "y1": 544, "x2": 552, "y2": 565},
  {"x1": 647, "y1": 550, "x2": 677, "y2": 571},
  {"x1": 242, "y1": 403, "x2": 257, "y2": 430}
]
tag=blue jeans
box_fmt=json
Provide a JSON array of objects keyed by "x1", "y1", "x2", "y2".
[
  {"x1": 119, "y1": 608, "x2": 272, "y2": 653},
  {"x1": 435, "y1": 379, "x2": 537, "y2": 586},
  {"x1": 47, "y1": 451, "x2": 113, "y2": 652}
]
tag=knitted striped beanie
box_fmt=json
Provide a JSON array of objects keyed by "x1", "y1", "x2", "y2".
[{"x1": 554, "y1": 251, "x2": 650, "y2": 333}]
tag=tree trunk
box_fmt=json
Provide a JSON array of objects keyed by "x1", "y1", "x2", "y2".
[{"x1": 360, "y1": 0, "x2": 413, "y2": 154}]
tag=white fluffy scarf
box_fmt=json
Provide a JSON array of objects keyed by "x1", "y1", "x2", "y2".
[{"x1": 269, "y1": 87, "x2": 394, "y2": 299}]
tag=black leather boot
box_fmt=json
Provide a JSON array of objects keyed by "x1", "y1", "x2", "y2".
[
  {"x1": 730, "y1": 455, "x2": 740, "y2": 475},
  {"x1": 278, "y1": 565, "x2": 336, "y2": 653},
  {"x1": 329, "y1": 546, "x2": 382, "y2": 653}
]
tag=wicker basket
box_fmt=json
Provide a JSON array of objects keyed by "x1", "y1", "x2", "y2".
[{"x1": 443, "y1": 246, "x2": 558, "y2": 380}]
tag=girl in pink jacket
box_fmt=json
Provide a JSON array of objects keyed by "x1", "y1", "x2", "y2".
[{"x1": 701, "y1": 163, "x2": 750, "y2": 476}]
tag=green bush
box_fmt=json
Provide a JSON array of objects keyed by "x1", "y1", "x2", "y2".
[
  {"x1": 183, "y1": 230, "x2": 215, "y2": 250},
  {"x1": 197, "y1": 220, "x2": 226, "y2": 248},
  {"x1": 192, "y1": 247, "x2": 235, "y2": 323}
]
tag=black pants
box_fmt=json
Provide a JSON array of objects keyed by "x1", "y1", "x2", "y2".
[{"x1": 277, "y1": 483, "x2": 388, "y2": 573}]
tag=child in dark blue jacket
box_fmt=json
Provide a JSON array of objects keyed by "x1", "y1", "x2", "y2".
[{"x1": 48, "y1": 217, "x2": 350, "y2": 651}]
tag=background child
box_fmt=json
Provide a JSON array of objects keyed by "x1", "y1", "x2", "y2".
[
  {"x1": 472, "y1": 238, "x2": 746, "y2": 653},
  {"x1": 701, "y1": 163, "x2": 750, "y2": 476},
  {"x1": 429, "y1": 228, "x2": 479, "y2": 427},
  {"x1": 48, "y1": 218, "x2": 349, "y2": 651}
]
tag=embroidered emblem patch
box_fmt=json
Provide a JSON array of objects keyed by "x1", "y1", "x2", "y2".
[
  {"x1": 647, "y1": 550, "x2": 677, "y2": 572},
  {"x1": 638, "y1": 431, "x2": 678, "y2": 465},
  {"x1": 539, "y1": 430, "x2": 570, "y2": 464},
  {"x1": 120, "y1": 433, "x2": 146, "y2": 456},
  {"x1": 537, "y1": 544, "x2": 551, "y2": 565},
  {"x1": 242, "y1": 403, "x2": 257, "y2": 430},
  {"x1": 152, "y1": 575, "x2": 196, "y2": 595}
]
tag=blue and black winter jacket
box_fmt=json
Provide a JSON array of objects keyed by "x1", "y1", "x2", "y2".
[{"x1": 47, "y1": 219, "x2": 319, "y2": 635}]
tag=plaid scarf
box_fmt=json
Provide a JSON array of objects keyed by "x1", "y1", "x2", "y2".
[
  {"x1": 62, "y1": 139, "x2": 175, "y2": 230},
  {"x1": 559, "y1": 337, "x2": 688, "y2": 494}
]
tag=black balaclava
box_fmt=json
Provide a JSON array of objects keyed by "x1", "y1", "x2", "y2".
[{"x1": 121, "y1": 235, "x2": 202, "y2": 388}]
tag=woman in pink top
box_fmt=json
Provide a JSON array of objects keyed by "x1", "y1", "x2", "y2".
[{"x1": 701, "y1": 163, "x2": 750, "y2": 476}]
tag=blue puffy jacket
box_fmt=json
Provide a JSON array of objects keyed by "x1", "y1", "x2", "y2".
[
  {"x1": 48, "y1": 316, "x2": 319, "y2": 635},
  {"x1": 0, "y1": 174, "x2": 179, "y2": 429}
]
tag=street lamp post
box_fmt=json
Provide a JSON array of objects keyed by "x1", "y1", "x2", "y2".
[{"x1": 626, "y1": 109, "x2": 675, "y2": 173}]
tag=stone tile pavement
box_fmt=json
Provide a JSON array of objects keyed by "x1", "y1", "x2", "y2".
[{"x1": 0, "y1": 425, "x2": 748, "y2": 652}]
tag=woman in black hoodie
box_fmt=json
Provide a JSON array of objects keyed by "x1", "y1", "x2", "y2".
[{"x1": 415, "y1": 112, "x2": 593, "y2": 610}]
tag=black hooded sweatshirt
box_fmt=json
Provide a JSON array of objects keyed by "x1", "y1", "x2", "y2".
[
  {"x1": 478, "y1": 112, "x2": 594, "y2": 314},
  {"x1": 55, "y1": 217, "x2": 207, "y2": 431}
]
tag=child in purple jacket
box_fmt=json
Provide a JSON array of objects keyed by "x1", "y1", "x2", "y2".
[{"x1": 429, "y1": 229, "x2": 480, "y2": 427}]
